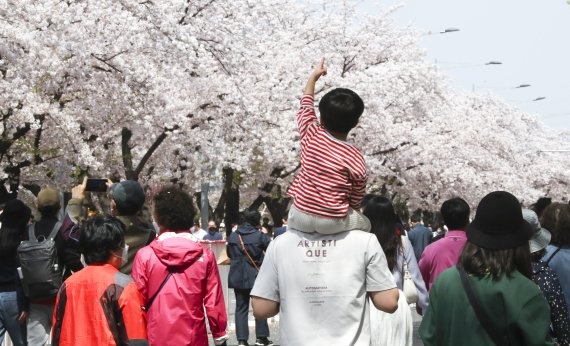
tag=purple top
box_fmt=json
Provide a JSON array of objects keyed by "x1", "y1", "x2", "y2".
[{"x1": 418, "y1": 230, "x2": 467, "y2": 291}]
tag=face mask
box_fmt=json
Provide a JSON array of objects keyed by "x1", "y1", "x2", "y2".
[
  {"x1": 208, "y1": 227, "x2": 217, "y2": 233},
  {"x1": 113, "y1": 244, "x2": 129, "y2": 266},
  {"x1": 121, "y1": 244, "x2": 129, "y2": 264}
]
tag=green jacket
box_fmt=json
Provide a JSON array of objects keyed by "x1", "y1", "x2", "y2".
[
  {"x1": 420, "y1": 266, "x2": 556, "y2": 346},
  {"x1": 66, "y1": 199, "x2": 154, "y2": 275},
  {"x1": 115, "y1": 214, "x2": 154, "y2": 275}
]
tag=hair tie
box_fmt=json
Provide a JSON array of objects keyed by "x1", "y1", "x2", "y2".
[{"x1": 396, "y1": 228, "x2": 401, "y2": 236}]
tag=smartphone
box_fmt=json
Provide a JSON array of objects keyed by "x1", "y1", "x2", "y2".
[{"x1": 85, "y1": 178, "x2": 108, "y2": 192}]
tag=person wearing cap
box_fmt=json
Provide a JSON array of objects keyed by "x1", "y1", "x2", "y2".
[
  {"x1": 419, "y1": 191, "x2": 556, "y2": 346},
  {"x1": 524, "y1": 209, "x2": 570, "y2": 345},
  {"x1": 25, "y1": 187, "x2": 69, "y2": 346},
  {"x1": 0, "y1": 199, "x2": 32, "y2": 346},
  {"x1": 540, "y1": 202, "x2": 570, "y2": 320},
  {"x1": 68, "y1": 178, "x2": 154, "y2": 275}
]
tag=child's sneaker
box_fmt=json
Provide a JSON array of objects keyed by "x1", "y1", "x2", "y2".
[{"x1": 255, "y1": 337, "x2": 274, "y2": 346}]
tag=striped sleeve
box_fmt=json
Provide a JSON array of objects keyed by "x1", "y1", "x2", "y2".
[
  {"x1": 296, "y1": 94, "x2": 318, "y2": 140},
  {"x1": 348, "y1": 154, "x2": 367, "y2": 209}
]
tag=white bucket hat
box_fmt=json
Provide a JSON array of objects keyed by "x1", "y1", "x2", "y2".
[{"x1": 522, "y1": 209, "x2": 551, "y2": 253}]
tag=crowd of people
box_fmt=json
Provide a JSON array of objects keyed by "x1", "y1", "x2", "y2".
[{"x1": 0, "y1": 58, "x2": 569, "y2": 346}]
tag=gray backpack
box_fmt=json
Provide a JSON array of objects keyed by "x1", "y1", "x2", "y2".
[{"x1": 17, "y1": 221, "x2": 63, "y2": 301}]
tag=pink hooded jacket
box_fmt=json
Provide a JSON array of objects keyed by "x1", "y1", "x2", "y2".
[{"x1": 131, "y1": 232, "x2": 227, "y2": 346}]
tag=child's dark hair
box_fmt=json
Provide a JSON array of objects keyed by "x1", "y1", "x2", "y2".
[{"x1": 318, "y1": 88, "x2": 364, "y2": 134}]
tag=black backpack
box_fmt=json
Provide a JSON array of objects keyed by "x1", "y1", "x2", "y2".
[{"x1": 17, "y1": 221, "x2": 63, "y2": 301}]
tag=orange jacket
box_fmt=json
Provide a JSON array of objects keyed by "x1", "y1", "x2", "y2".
[{"x1": 52, "y1": 264, "x2": 148, "y2": 346}]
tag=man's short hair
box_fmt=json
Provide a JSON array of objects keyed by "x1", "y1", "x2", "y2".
[
  {"x1": 440, "y1": 197, "x2": 470, "y2": 230},
  {"x1": 318, "y1": 88, "x2": 364, "y2": 134},
  {"x1": 243, "y1": 209, "x2": 261, "y2": 227},
  {"x1": 80, "y1": 216, "x2": 125, "y2": 264},
  {"x1": 410, "y1": 212, "x2": 422, "y2": 223},
  {"x1": 152, "y1": 186, "x2": 196, "y2": 230},
  {"x1": 110, "y1": 180, "x2": 145, "y2": 215}
]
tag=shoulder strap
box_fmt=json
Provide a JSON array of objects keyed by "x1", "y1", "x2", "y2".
[
  {"x1": 545, "y1": 247, "x2": 562, "y2": 265},
  {"x1": 48, "y1": 220, "x2": 63, "y2": 240},
  {"x1": 145, "y1": 268, "x2": 174, "y2": 311},
  {"x1": 238, "y1": 234, "x2": 260, "y2": 272},
  {"x1": 28, "y1": 223, "x2": 37, "y2": 242},
  {"x1": 458, "y1": 268, "x2": 508, "y2": 346}
]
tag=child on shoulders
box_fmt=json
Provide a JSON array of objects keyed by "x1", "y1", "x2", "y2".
[{"x1": 287, "y1": 58, "x2": 371, "y2": 234}]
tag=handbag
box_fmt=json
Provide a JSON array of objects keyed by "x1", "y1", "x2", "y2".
[{"x1": 401, "y1": 236, "x2": 418, "y2": 304}]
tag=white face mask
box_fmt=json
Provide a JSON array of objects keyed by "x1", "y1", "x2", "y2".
[
  {"x1": 112, "y1": 244, "x2": 129, "y2": 267},
  {"x1": 121, "y1": 244, "x2": 129, "y2": 265}
]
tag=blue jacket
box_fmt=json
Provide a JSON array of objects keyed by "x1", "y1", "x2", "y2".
[
  {"x1": 227, "y1": 224, "x2": 271, "y2": 289},
  {"x1": 273, "y1": 226, "x2": 287, "y2": 238},
  {"x1": 203, "y1": 231, "x2": 223, "y2": 241},
  {"x1": 408, "y1": 224, "x2": 432, "y2": 261}
]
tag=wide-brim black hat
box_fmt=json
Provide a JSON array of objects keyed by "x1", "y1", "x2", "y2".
[{"x1": 467, "y1": 191, "x2": 533, "y2": 250}]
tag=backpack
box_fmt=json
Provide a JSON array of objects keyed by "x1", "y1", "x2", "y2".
[{"x1": 17, "y1": 221, "x2": 63, "y2": 301}]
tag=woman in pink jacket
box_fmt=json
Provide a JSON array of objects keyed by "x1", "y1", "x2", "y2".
[{"x1": 131, "y1": 186, "x2": 228, "y2": 346}]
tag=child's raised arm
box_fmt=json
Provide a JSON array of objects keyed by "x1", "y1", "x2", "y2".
[{"x1": 304, "y1": 58, "x2": 327, "y2": 96}]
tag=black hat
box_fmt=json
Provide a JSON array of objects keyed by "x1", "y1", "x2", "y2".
[
  {"x1": 110, "y1": 180, "x2": 145, "y2": 215},
  {"x1": 467, "y1": 191, "x2": 533, "y2": 250},
  {"x1": 0, "y1": 199, "x2": 32, "y2": 229}
]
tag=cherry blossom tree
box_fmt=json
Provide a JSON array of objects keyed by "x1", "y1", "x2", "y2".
[{"x1": 1, "y1": 0, "x2": 568, "y2": 217}]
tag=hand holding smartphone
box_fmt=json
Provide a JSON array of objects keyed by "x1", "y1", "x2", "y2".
[{"x1": 85, "y1": 178, "x2": 109, "y2": 192}]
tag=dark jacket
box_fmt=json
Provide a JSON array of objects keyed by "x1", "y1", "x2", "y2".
[
  {"x1": 0, "y1": 253, "x2": 28, "y2": 312},
  {"x1": 227, "y1": 224, "x2": 271, "y2": 289},
  {"x1": 408, "y1": 224, "x2": 432, "y2": 261},
  {"x1": 273, "y1": 226, "x2": 287, "y2": 238}
]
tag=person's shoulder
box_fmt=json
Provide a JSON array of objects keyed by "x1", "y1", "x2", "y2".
[{"x1": 434, "y1": 266, "x2": 460, "y2": 284}]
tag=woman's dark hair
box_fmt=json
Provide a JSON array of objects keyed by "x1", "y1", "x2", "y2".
[
  {"x1": 530, "y1": 248, "x2": 546, "y2": 262},
  {"x1": 363, "y1": 195, "x2": 402, "y2": 272},
  {"x1": 242, "y1": 209, "x2": 261, "y2": 227},
  {"x1": 152, "y1": 186, "x2": 196, "y2": 230},
  {"x1": 80, "y1": 216, "x2": 125, "y2": 264},
  {"x1": 540, "y1": 203, "x2": 570, "y2": 246},
  {"x1": 440, "y1": 197, "x2": 470, "y2": 230},
  {"x1": 0, "y1": 226, "x2": 25, "y2": 259},
  {"x1": 458, "y1": 241, "x2": 532, "y2": 279}
]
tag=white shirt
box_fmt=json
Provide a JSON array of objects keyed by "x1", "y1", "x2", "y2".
[
  {"x1": 251, "y1": 230, "x2": 396, "y2": 346},
  {"x1": 190, "y1": 226, "x2": 207, "y2": 240}
]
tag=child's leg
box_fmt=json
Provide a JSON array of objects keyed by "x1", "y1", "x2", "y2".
[
  {"x1": 314, "y1": 207, "x2": 371, "y2": 234},
  {"x1": 343, "y1": 207, "x2": 371, "y2": 232},
  {"x1": 287, "y1": 204, "x2": 318, "y2": 233}
]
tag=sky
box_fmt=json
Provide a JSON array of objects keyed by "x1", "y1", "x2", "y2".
[{"x1": 360, "y1": 0, "x2": 570, "y2": 131}]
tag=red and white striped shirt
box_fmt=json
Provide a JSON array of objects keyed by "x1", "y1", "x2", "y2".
[{"x1": 288, "y1": 94, "x2": 367, "y2": 219}]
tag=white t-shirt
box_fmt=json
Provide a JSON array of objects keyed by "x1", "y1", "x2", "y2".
[
  {"x1": 251, "y1": 229, "x2": 396, "y2": 346},
  {"x1": 190, "y1": 226, "x2": 207, "y2": 240}
]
